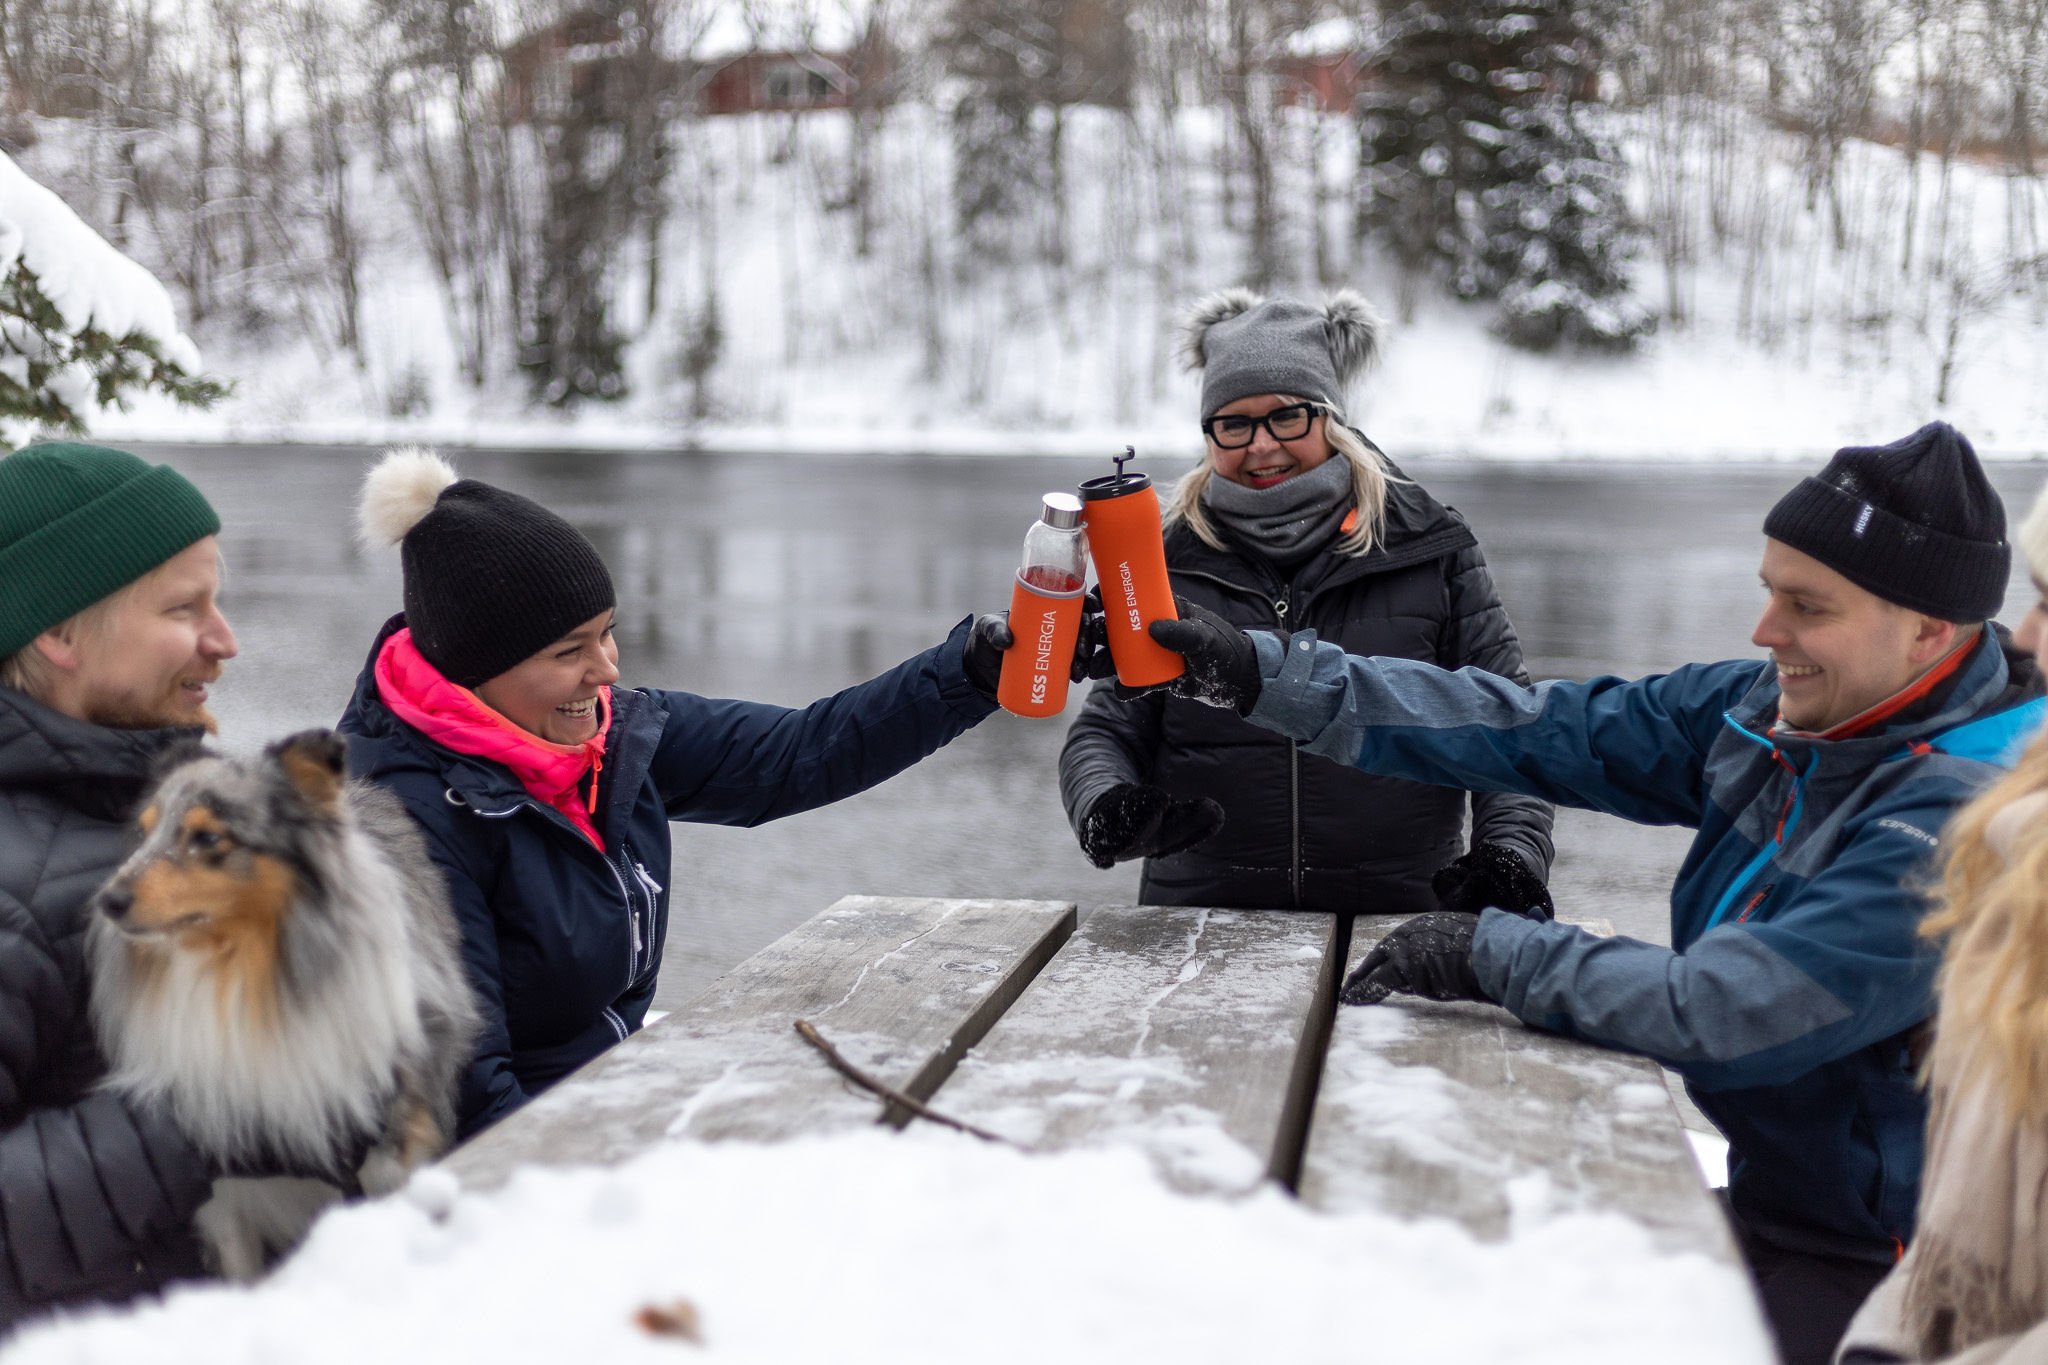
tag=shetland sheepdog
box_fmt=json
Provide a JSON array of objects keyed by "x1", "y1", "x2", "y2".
[{"x1": 88, "y1": 729, "x2": 480, "y2": 1281}]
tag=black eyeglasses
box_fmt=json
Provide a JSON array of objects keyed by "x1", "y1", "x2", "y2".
[{"x1": 1201, "y1": 402, "x2": 1324, "y2": 449}]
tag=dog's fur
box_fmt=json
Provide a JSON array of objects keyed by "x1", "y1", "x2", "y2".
[{"x1": 89, "y1": 730, "x2": 480, "y2": 1280}]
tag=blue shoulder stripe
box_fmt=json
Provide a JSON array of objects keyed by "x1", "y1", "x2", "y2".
[{"x1": 1930, "y1": 697, "x2": 2048, "y2": 768}]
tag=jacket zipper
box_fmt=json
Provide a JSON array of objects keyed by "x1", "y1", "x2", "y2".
[
  {"x1": 461, "y1": 790, "x2": 644, "y2": 992},
  {"x1": 1703, "y1": 749, "x2": 1814, "y2": 931},
  {"x1": 602, "y1": 854, "x2": 639, "y2": 985},
  {"x1": 1276, "y1": 588, "x2": 1303, "y2": 907},
  {"x1": 630, "y1": 860, "x2": 663, "y2": 980}
]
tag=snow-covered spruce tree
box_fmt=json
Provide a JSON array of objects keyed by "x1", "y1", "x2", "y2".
[
  {"x1": 0, "y1": 153, "x2": 225, "y2": 452},
  {"x1": 1356, "y1": 0, "x2": 1651, "y2": 351}
]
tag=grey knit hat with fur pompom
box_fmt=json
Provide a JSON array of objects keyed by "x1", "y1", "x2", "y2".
[
  {"x1": 358, "y1": 447, "x2": 615, "y2": 688},
  {"x1": 1180, "y1": 288, "x2": 1385, "y2": 420}
]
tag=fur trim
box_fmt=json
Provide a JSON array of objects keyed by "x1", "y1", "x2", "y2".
[
  {"x1": 358, "y1": 446, "x2": 457, "y2": 550},
  {"x1": 1323, "y1": 289, "x2": 1385, "y2": 387},
  {"x1": 1178, "y1": 287, "x2": 1264, "y2": 371}
]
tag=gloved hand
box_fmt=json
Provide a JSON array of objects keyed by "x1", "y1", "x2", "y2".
[
  {"x1": 1432, "y1": 842, "x2": 1554, "y2": 921},
  {"x1": 1074, "y1": 595, "x2": 1260, "y2": 712},
  {"x1": 1340, "y1": 911, "x2": 1488, "y2": 1006},
  {"x1": 1146, "y1": 597, "x2": 1263, "y2": 713},
  {"x1": 1077, "y1": 783, "x2": 1226, "y2": 869},
  {"x1": 962, "y1": 613, "x2": 1014, "y2": 701}
]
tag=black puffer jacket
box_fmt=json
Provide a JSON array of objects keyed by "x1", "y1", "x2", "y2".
[
  {"x1": 1060, "y1": 467, "x2": 1554, "y2": 913},
  {"x1": 0, "y1": 687, "x2": 212, "y2": 1331}
]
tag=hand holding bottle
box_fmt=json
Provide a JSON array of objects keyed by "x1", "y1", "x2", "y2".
[
  {"x1": 996, "y1": 494, "x2": 1090, "y2": 717},
  {"x1": 1080, "y1": 595, "x2": 1262, "y2": 714}
]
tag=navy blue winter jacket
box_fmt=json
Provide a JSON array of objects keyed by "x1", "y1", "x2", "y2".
[
  {"x1": 339, "y1": 614, "x2": 997, "y2": 1138},
  {"x1": 1245, "y1": 625, "x2": 2045, "y2": 1258}
]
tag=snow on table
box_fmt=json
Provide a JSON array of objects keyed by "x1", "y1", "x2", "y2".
[
  {"x1": 6, "y1": 1129, "x2": 1774, "y2": 1365},
  {"x1": 930, "y1": 905, "x2": 1338, "y2": 1194},
  {"x1": 1298, "y1": 916, "x2": 1742, "y2": 1261},
  {"x1": 446, "y1": 896, "x2": 1074, "y2": 1190}
]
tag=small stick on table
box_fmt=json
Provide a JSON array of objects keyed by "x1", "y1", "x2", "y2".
[{"x1": 793, "y1": 1019, "x2": 1021, "y2": 1148}]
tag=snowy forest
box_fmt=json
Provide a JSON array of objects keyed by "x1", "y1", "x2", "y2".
[{"x1": 2, "y1": 0, "x2": 2045, "y2": 449}]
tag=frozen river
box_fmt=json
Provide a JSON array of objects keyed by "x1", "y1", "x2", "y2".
[{"x1": 144, "y1": 443, "x2": 2048, "y2": 1010}]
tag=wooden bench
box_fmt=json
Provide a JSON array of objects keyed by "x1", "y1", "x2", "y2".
[
  {"x1": 446, "y1": 896, "x2": 1740, "y2": 1272},
  {"x1": 447, "y1": 896, "x2": 1073, "y2": 1190},
  {"x1": 926, "y1": 905, "x2": 1340, "y2": 1194},
  {"x1": 1295, "y1": 914, "x2": 1740, "y2": 1261}
]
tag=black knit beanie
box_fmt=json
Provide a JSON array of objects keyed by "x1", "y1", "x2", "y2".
[
  {"x1": 1763, "y1": 422, "x2": 2008, "y2": 623},
  {"x1": 370, "y1": 464, "x2": 615, "y2": 688}
]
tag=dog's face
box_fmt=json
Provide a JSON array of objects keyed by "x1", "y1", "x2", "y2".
[{"x1": 95, "y1": 731, "x2": 349, "y2": 959}]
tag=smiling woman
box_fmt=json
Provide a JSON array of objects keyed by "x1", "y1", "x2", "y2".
[
  {"x1": 1059, "y1": 288, "x2": 1556, "y2": 917},
  {"x1": 338, "y1": 447, "x2": 1018, "y2": 1139}
]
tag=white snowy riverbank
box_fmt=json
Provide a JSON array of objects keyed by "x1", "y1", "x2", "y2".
[
  {"x1": 28, "y1": 99, "x2": 2048, "y2": 464},
  {"x1": 3, "y1": 1129, "x2": 1772, "y2": 1364}
]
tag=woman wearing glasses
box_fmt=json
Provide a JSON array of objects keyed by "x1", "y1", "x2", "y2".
[{"x1": 1058, "y1": 288, "x2": 1555, "y2": 918}]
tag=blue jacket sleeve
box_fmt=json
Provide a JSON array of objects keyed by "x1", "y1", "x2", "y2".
[
  {"x1": 648, "y1": 616, "x2": 997, "y2": 827},
  {"x1": 1471, "y1": 787, "x2": 1950, "y2": 1090},
  {"x1": 1242, "y1": 629, "x2": 1762, "y2": 827}
]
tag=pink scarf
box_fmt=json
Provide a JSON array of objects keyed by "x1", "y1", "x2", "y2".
[{"x1": 375, "y1": 628, "x2": 611, "y2": 851}]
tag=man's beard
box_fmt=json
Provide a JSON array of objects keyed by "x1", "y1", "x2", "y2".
[{"x1": 86, "y1": 678, "x2": 220, "y2": 734}]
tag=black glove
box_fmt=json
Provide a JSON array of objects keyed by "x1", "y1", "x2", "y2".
[
  {"x1": 962, "y1": 613, "x2": 1013, "y2": 701},
  {"x1": 1432, "y1": 842, "x2": 1555, "y2": 921},
  {"x1": 1073, "y1": 594, "x2": 1260, "y2": 712},
  {"x1": 1077, "y1": 783, "x2": 1226, "y2": 869},
  {"x1": 1073, "y1": 590, "x2": 1114, "y2": 684},
  {"x1": 1340, "y1": 911, "x2": 1489, "y2": 1006},
  {"x1": 1142, "y1": 597, "x2": 1263, "y2": 713}
]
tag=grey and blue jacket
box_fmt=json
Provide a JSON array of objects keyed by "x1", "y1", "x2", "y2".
[{"x1": 1245, "y1": 626, "x2": 2045, "y2": 1257}]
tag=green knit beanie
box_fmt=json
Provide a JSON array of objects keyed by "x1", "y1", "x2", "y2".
[{"x1": 0, "y1": 442, "x2": 222, "y2": 657}]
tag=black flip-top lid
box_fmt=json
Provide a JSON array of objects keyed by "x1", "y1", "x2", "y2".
[{"x1": 1079, "y1": 446, "x2": 1151, "y2": 501}]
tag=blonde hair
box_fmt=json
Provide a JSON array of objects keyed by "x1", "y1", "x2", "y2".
[
  {"x1": 1921, "y1": 732, "x2": 2048, "y2": 1116},
  {"x1": 1166, "y1": 416, "x2": 1399, "y2": 558},
  {"x1": 2021, "y1": 482, "x2": 2048, "y2": 580},
  {"x1": 0, "y1": 582, "x2": 142, "y2": 703}
]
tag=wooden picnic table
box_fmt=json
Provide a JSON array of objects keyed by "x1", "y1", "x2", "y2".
[{"x1": 446, "y1": 894, "x2": 1749, "y2": 1280}]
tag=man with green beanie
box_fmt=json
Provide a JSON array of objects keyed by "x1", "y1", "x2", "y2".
[{"x1": 0, "y1": 441, "x2": 237, "y2": 1328}]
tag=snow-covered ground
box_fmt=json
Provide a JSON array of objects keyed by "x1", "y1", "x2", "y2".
[
  {"x1": 19, "y1": 101, "x2": 2046, "y2": 462},
  {"x1": 4, "y1": 1131, "x2": 1773, "y2": 1364}
]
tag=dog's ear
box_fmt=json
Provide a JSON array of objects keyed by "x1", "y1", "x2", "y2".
[{"x1": 270, "y1": 730, "x2": 348, "y2": 809}]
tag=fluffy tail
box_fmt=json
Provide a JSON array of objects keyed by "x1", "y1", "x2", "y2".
[{"x1": 357, "y1": 446, "x2": 457, "y2": 550}]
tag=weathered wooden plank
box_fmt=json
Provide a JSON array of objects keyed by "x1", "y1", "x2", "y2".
[
  {"x1": 445, "y1": 895, "x2": 1075, "y2": 1190},
  {"x1": 926, "y1": 905, "x2": 1341, "y2": 1196},
  {"x1": 1295, "y1": 913, "x2": 1739, "y2": 1262}
]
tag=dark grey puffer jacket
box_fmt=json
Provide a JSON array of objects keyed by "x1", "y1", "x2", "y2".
[
  {"x1": 0, "y1": 687, "x2": 213, "y2": 1331},
  {"x1": 1060, "y1": 465, "x2": 1555, "y2": 913}
]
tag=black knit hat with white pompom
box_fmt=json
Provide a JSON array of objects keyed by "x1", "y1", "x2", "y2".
[
  {"x1": 358, "y1": 447, "x2": 615, "y2": 687},
  {"x1": 1181, "y1": 288, "x2": 1386, "y2": 420}
]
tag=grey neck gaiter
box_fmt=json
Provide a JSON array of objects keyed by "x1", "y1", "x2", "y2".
[{"x1": 1200, "y1": 453, "x2": 1355, "y2": 569}]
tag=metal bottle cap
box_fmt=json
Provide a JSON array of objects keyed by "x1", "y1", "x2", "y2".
[{"x1": 1040, "y1": 492, "x2": 1083, "y2": 530}]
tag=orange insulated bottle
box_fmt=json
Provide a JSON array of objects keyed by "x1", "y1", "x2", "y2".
[
  {"x1": 1079, "y1": 449, "x2": 1185, "y2": 688},
  {"x1": 997, "y1": 493, "x2": 1088, "y2": 718}
]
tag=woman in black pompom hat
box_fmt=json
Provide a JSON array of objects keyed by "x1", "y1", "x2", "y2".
[
  {"x1": 338, "y1": 448, "x2": 1016, "y2": 1137},
  {"x1": 1058, "y1": 288, "x2": 1556, "y2": 920}
]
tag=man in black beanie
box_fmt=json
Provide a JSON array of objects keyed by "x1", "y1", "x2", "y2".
[{"x1": 1135, "y1": 421, "x2": 2044, "y2": 1365}]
